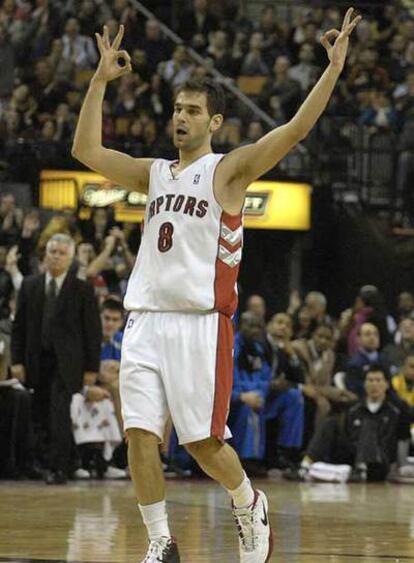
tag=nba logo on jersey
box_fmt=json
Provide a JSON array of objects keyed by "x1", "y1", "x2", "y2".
[{"x1": 193, "y1": 174, "x2": 201, "y2": 184}]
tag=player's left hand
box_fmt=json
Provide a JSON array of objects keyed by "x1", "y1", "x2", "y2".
[{"x1": 321, "y1": 7, "x2": 362, "y2": 73}]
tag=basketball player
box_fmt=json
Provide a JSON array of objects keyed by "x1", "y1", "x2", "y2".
[{"x1": 72, "y1": 9, "x2": 360, "y2": 562}]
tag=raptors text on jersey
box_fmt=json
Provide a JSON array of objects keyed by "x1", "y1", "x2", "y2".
[{"x1": 124, "y1": 153, "x2": 243, "y2": 316}]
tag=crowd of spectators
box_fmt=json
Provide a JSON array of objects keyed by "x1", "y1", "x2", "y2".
[
  {"x1": 2, "y1": 1, "x2": 414, "y2": 214},
  {"x1": 1, "y1": 1, "x2": 414, "y2": 484},
  {"x1": 0, "y1": 191, "x2": 413, "y2": 483}
]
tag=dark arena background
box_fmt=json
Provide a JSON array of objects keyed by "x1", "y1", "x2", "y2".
[{"x1": 1, "y1": 0, "x2": 414, "y2": 562}]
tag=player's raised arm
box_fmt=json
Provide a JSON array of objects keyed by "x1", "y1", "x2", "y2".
[
  {"x1": 72, "y1": 25, "x2": 153, "y2": 194},
  {"x1": 215, "y1": 8, "x2": 361, "y2": 214}
]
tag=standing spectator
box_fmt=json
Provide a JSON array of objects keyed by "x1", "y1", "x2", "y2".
[
  {"x1": 60, "y1": 17, "x2": 98, "y2": 71},
  {"x1": 0, "y1": 193, "x2": 23, "y2": 247},
  {"x1": 11, "y1": 233, "x2": 102, "y2": 484}
]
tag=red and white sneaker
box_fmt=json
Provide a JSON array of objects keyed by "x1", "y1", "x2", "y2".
[
  {"x1": 141, "y1": 536, "x2": 180, "y2": 562},
  {"x1": 232, "y1": 490, "x2": 274, "y2": 562}
]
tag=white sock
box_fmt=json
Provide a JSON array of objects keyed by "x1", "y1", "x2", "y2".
[
  {"x1": 227, "y1": 472, "x2": 255, "y2": 509},
  {"x1": 139, "y1": 500, "x2": 171, "y2": 541}
]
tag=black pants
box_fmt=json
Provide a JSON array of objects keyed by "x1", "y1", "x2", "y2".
[
  {"x1": 307, "y1": 415, "x2": 354, "y2": 465},
  {"x1": 0, "y1": 387, "x2": 33, "y2": 476},
  {"x1": 33, "y1": 351, "x2": 73, "y2": 473}
]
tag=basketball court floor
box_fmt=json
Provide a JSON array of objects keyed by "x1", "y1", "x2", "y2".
[{"x1": 0, "y1": 478, "x2": 413, "y2": 562}]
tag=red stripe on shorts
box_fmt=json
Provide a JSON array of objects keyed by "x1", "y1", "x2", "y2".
[{"x1": 211, "y1": 313, "x2": 234, "y2": 441}]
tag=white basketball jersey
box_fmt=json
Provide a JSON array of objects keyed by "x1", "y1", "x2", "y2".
[{"x1": 124, "y1": 153, "x2": 242, "y2": 316}]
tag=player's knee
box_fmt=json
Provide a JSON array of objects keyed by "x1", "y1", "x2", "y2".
[
  {"x1": 127, "y1": 428, "x2": 159, "y2": 459},
  {"x1": 185, "y1": 436, "x2": 222, "y2": 460}
]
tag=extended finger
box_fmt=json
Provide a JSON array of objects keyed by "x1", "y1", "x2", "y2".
[
  {"x1": 112, "y1": 24, "x2": 124, "y2": 50},
  {"x1": 345, "y1": 14, "x2": 362, "y2": 36},
  {"x1": 103, "y1": 25, "x2": 110, "y2": 48},
  {"x1": 342, "y1": 7, "x2": 354, "y2": 31},
  {"x1": 95, "y1": 33, "x2": 104, "y2": 55}
]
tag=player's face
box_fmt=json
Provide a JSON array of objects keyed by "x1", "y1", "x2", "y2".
[{"x1": 173, "y1": 91, "x2": 212, "y2": 150}]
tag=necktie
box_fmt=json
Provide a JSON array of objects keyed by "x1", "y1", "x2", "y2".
[{"x1": 41, "y1": 278, "x2": 58, "y2": 350}]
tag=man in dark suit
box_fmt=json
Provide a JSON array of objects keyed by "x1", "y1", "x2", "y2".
[{"x1": 11, "y1": 233, "x2": 102, "y2": 484}]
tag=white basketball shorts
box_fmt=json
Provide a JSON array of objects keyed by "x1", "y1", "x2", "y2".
[{"x1": 120, "y1": 311, "x2": 234, "y2": 445}]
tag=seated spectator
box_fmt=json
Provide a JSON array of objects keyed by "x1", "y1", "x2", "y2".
[
  {"x1": 70, "y1": 299, "x2": 126, "y2": 479},
  {"x1": 176, "y1": 0, "x2": 218, "y2": 42},
  {"x1": 70, "y1": 386, "x2": 124, "y2": 479},
  {"x1": 304, "y1": 291, "x2": 332, "y2": 326},
  {"x1": 290, "y1": 366, "x2": 409, "y2": 482},
  {"x1": 383, "y1": 317, "x2": 414, "y2": 373},
  {"x1": 240, "y1": 121, "x2": 265, "y2": 146},
  {"x1": 205, "y1": 31, "x2": 237, "y2": 77},
  {"x1": 288, "y1": 42, "x2": 320, "y2": 93},
  {"x1": 228, "y1": 312, "x2": 271, "y2": 476},
  {"x1": 60, "y1": 17, "x2": 98, "y2": 71},
  {"x1": 347, "y1": 48, "x2": 390, "y2": 94},
  {"x1": 245, "y1": 293, "x2": 266, "y2": 324},
  {"x1": 259, "y1": 55, "x2": 302, "y2": 120},
  {"x1": 359, "y1": 89, "x2": 399, "y2": 132},
  {"x1": 392, "y1": 355, "x2": 414, "y2": 442},
  {"x1": 344, "y1": 322, "x2": 389, "y2": 398},
  {"x1": 158, "y1": 45, "x2": 193, "y2": 90},
  {"x1": 99, "y1": 297, "x2": 124, "y2": 430},
  {"x1": 293, "y1": 324, "x2": 356, "y2": 429},
  {"x1": 240, "y1": 32, "x2": 269, "y2": 77},
  {"x1": 138, "y1": 18, "x2": 170, "y2": 73},
  {"x1": 265, "y1": 312, "x2": 305, "y2": 467},
  {"x1": 292, "y1": 305, "x2": 314, "y2": 340},
  {"x1": 396, "y1": 291, "x2": 414, "y2": 320},
  {"x1": 0, "y1": 296, "x2": 39, "y2": 479},
  {"x1": 340, "y1": 285, "x2": 392, "y2": 356}
]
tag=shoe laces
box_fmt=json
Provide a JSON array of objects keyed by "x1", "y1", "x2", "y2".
[
  {"x1": 233, "y1": 505, "x2": 259, "y2": 552},
  {"x1": 143, "y1": 537, "x2": 172, "y2": 562}
]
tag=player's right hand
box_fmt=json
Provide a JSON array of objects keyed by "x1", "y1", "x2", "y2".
[{"x1": 94, "y1": 24, "x2": 132, "y2": 83}]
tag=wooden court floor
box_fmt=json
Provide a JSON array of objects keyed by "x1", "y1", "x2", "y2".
[{"x1": 0, "y1": 478, "x2": 413, "y2": 562}]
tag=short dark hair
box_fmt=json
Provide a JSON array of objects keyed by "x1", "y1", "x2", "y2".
[
  {"x1": 101, "y1": 297, "x2": 124, "y2": 316},
  {"x1": 175, "y1": 78, "x2": 226, "y2": 117},
  {"x1": 365, "y1": 364, "x2": 389, "y2": 380}
]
